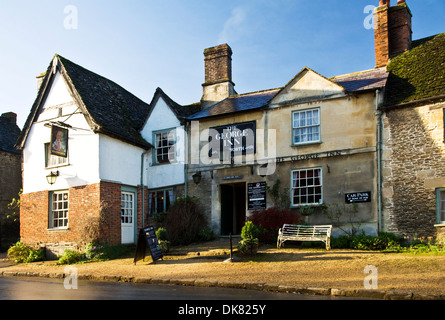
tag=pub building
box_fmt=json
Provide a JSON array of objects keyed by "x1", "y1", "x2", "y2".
[{"x1": 186, "y1": 44, "x2": 387, "y2": 236}]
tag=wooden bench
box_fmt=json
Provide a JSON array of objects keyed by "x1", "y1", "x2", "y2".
[{"x1": 277, "y1": 224, "x2": 332, "y2": 250}]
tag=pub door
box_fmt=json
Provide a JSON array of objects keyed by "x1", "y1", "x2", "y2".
[{"x1": 220, "y1": 183, "x2": 246, "y2": 235}]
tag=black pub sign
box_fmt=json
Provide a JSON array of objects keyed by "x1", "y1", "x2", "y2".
[
  {"x1": 134, "y1": 226, "x2": 163, "y2": 264},
  {"x1": 208, "y1": 121, "x2": 256, "y2": 159},
  {"x1": 345, "y1": 191, "x2": 371, "y2": 204},
  {"x1": 248, "y1": 182, "x2": 267, "y2": 210}
]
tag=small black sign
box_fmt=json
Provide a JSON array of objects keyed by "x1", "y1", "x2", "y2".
[
  {"x1": 345, "y1": 192, "x2": 371, "y2": 204},
  {"x1": 209, "y1": 121, "x2": 256, "y2": 159},
  {"x1": 248, "y1": 182, "x2": 267, "y2": 210},
  {"x1": 134, "y1": 226, "x2": 163, "y2": 264}
]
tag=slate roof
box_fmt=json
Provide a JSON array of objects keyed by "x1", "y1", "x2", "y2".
[
  {"x1": 0, "y1": 115, "x2": 21, "y2": 154},
  {"x1": 331, "y1": 68, "x2": 389, "y2": 93},
  {"x1": 188, "y1": 89, "x2": 280, "y2": 120},
  {"x1": 17, "y1": 55, "x2": 153, "y2": 150},
  {"x1": 383, "y1": 32, "x2": 445, "y2": 108},
  {"x1": 188, "y1": 68, "x2": 388, "y2": 120}
]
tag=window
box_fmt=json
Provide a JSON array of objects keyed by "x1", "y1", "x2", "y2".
[
  {"x1": 49, "y1": 190, "x2": 69, "y2": 228},
  {"x1": 291, "y1": 168, "x2": 323, "y2": 206},
  {"x1": 436, "y1": 189, "x2": 445, "y2": 224},
  {"x1": 121, "y1": 192, "x2": 134, "y2": 224},
  {"x1": 292, "y1": 108, "x2": 320, "y2": 145},
  {"x1": 148, "y1": 189, "x2": 173, "y2": 216},
  {"x1": 45, "y1": 143, "x2": 68, "y2": 168},
  {"x1": 154, "y1": 129, "x2": 176, "y2": 164}
]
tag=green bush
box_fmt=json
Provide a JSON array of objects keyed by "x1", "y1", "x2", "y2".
[
  {"x1": 198, "y1": 226, "x2": 216, "y2": 242},
  {"x1": 7, "y1": 242, "x2": 45, "y2": 263},
  {"x1": 156, "y1": 227, "x2": 168, "y2": 241},
  {"x1": 84, "y1": 242, "x2": 129, "y2": 261},
  {"x1": 331, "y1": 232, "x2": 404, "y2": 250},
  {"x1": 238, "y1": 221, "x2": 260, "y2": 255},
  {"x1": 57, "y1": 249, "x2": 84, "y2": 265}
]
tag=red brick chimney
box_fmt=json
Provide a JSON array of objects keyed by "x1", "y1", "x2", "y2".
[
  {"x1": 374, "y1": 0, "x2": 412, "y2": 68},
  {"x1": 201, "y1": 44, "x2": 236, "y2": 109}
]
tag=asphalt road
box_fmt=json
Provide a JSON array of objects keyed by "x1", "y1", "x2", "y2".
[{"x1": 0, "y1": 276, "x2": 358, "y2": 301}]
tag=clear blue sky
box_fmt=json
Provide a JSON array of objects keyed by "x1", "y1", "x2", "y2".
[{"x1": 1, "y1": 0, "x2": 444, "y2": 128}]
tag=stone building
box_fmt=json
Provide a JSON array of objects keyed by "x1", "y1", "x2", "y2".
[
  {"x1": 0, "y1": 112, "x2": 22, "y2": 250},
  {"x1": 375, "y1": 1, "x2": 445, "y2": 237},
  {"x1": 187, "y1": 44, "x2": 387, "y2": 236}
]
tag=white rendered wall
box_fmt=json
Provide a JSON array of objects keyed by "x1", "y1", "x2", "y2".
[{"x1": 140, "y1": 97, "x2": 185, "y2": 189}]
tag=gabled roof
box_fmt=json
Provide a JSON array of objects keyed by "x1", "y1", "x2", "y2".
[
  {"x1": 0, "y1": 115, "x2": 21, "y2": 154},
  {"x1": 146, "y1": 87, "x2": 201, "y2": 123},
  {"x1": 16, "y1": 55, "x2": 152, "y2": 150},
  {"x1": 383, "y1": 32, "x2": 445, "y2": 108},
  {"x1": 188, "y1": 88, "x2": 280, "y2": 120},
  {"x1": 330, "y1": 68, "x2": 389, "y2": 93}
]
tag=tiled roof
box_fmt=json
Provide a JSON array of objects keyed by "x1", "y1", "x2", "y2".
[
  {"x1": 17, "y1": 55, "x2": 153, "y2": 150},
  {"x1": 383, "y1": 32, "x2": 445, "y2": 108},
  {"x1": 0, "y1": 116, "x2": 21, "y2": 154},
  {"x1": 188, "y1": 89, "x2": 280, "y2": 120}
]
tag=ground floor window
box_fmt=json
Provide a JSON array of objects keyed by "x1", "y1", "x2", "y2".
[
  {"x1": 291, "y1": 168, "x2": 323, "y2": 206},
  {"x1": 49, "y1": 190, "x2": 69, "y2": 228},
  {"x1": 436, "y1": 189, "x2": 445, "y2": 224},
  {"x1": 148, "y1": 189, "x2": 174, "y2": 216}
]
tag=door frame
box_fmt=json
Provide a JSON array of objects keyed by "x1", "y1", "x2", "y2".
[
  {"x1": 121, "y1": 186, "x2": 137, "y2": 244},
  {"x1": 220, "y1": 182, "x2": 246, "y2": 235}
]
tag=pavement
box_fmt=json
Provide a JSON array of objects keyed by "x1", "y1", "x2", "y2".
[{"x1": 1, "y1": 238, "x2": 445, "y2": 300}]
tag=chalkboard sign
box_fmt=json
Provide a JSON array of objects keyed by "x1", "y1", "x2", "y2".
[
  {"x1": 134, "y1": 226, "x2": 163, "y2": 264},
  {"x1": 248, "y1": 182, "x2": 267, "y2": 210},
  {"x1": 345, "y1": 192, "x2": 371, "y2": 204}
]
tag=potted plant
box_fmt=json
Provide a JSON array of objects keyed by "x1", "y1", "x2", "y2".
[{"x1": 238, "y1": 221, "x2": 260, "y2": 255}]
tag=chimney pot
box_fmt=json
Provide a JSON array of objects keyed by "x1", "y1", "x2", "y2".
[{"x1": 1, "y1": 112, "x2": 17, "y2": 124}]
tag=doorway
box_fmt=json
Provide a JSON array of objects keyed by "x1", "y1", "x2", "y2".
[{"x1": 220, "y1": 183, "x2": 246, "y2": 235}]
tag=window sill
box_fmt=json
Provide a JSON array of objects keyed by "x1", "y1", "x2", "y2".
[
  {"x1": 434, "y1": 224, "x2": 445, "y2": 227},
  {"x1": 45, "y1": 163, "x2": 70, "y2": 170},
  {"x1": 291, "y1": 141, "x2": 322, "y2": 148},
  {"x1": 46, "y1": 228, "x2": 69, "y2": 232}
]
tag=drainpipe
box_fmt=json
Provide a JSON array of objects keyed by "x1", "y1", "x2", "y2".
[
  {"x1": 376, "y1": 89, "x2": 383, "y2": 234},
  {"x1": 141, "y1": 150, "x2": 150, "y2": 227},
  {"x1": 184, "y1": 121, "x2": 189, "y2": 198}
]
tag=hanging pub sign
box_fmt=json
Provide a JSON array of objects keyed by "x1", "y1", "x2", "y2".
[
  {"x1": 208, "y1": 121, "x2": 256, "y2": 160},
  {"x1": 345, "y1": 191, "x2": 371, "y2": 204},
  {"x1": 248, "y1": 182, "x2": 267, "y2": 210},
  {"x1": 51, "y1": 125, "x2": 68, "y2": 158},
  {"x1": 134, "y1": 226, "x2": 163, "y2": 264}
]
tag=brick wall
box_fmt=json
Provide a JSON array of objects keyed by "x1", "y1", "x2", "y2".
[
  {"x1": 20, "y1": 181, "x2": 132, "y2": 250},
  {"x1": 382, "y1": 103, "x2": 445, "y2": 237},
  {"x1": 204, "y1": 44, "x2": 233, "y2": 84}
]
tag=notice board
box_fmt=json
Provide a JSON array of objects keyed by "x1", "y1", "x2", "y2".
[
  {"x1": 345, "y1": 191, "x2": 371, "y2": 204},
  {"x1": 134, "y1": 226, "x2": 163, "y2": 264},
  {"x1": 248, "y1": 182, "x2": 267, "y2": 210}
]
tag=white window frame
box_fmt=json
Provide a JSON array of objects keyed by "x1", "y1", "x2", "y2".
[
  {"x1": 49, "y1": 190, "x2": 69, "y2": 229},
  {"x1": 121, "y1": 192, "x2": 134, "y2": 224},
  {"x1": 292, "y1": 108, "x2": 321, "y2": 145},
  {"x1": 153, "y1": 129, "x2": 176, "y2": 164},
  {"x1": 291, "y1": 167, "x2": 323, "y2": 207}
]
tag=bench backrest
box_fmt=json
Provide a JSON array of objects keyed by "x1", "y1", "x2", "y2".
[{"x1": 281, "y1": 224, "x2": 332, "y2": 237}]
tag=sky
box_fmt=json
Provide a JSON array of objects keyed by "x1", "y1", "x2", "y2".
[{"x1": 0, "y1": 0, "x2": 444, "y2": 128}]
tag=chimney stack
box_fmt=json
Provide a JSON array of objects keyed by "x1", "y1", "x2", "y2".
[
  {"x1": 201, "y1": 44, "x2": 236, "y2": 109},
  {"x1": 1, "y1": 112, "x2": 17, "y2": 125},
  {"x1": 374, "y1": 0, "x2": 412, "y2": 68}
]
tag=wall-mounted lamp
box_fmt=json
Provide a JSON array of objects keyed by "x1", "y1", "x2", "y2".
[
  {"x1": 46, "y1": 170, "x2": 59, "y2": 185},
  {"x1": 192, "y1": 172, "x2": 202, "y2": 185}
]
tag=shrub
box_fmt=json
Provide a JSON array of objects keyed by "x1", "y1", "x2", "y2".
[
  {"x1": 238, "y1": 221, "x2": 259, "y2": 255},
  {"x1": 162, "y1": 197, "x2": 207, "y2": 245},
  {"x1": 248, "y1": 207, "x2": 302, "y2": 243},
  {"x1": 7, "y1": 242, "x2": 45, "y2": 263},
  {"x1": 331, "y1": 232, "x2": 405, "y2": 250},
  {"x1": 156, "y1": 227, "x2": 168, "y2": 241},
  {"x1": 57, "y1": 249, "x2": 84, "y2": 265},
  {"x1": 84, "y1": 242, "x2": 129, "y2": 261},
  {"x1": 198, "y1": 226, "x2": 216, "y2": 242}
]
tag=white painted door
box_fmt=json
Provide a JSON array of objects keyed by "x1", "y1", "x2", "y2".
[{"x1": 121, "y1": 192, "x2": 135, "y2": 244}]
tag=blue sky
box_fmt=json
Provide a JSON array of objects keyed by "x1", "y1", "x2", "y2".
[{"x1": 1, "y1": 0, "x2": 444, "y2": 128}]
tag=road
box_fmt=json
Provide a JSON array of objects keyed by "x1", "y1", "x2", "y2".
[{"x1": 0, "y1": 276, "x2": 358, "y2": 300}]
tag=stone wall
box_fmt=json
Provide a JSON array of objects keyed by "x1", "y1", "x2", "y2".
[{"x1": 382, "y1": 102, "x2": 445, "y2": 237}]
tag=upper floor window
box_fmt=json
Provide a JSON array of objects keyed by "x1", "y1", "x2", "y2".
[
  {"x1": 154, "y1": 129, "x2": 176, "y2": 164},
  {"x1": 45, "y1": 143, "x2": 68, "y2": 168},
  {"x1": 292, "y1": 108, "x2": 320, "y2": 145}
]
